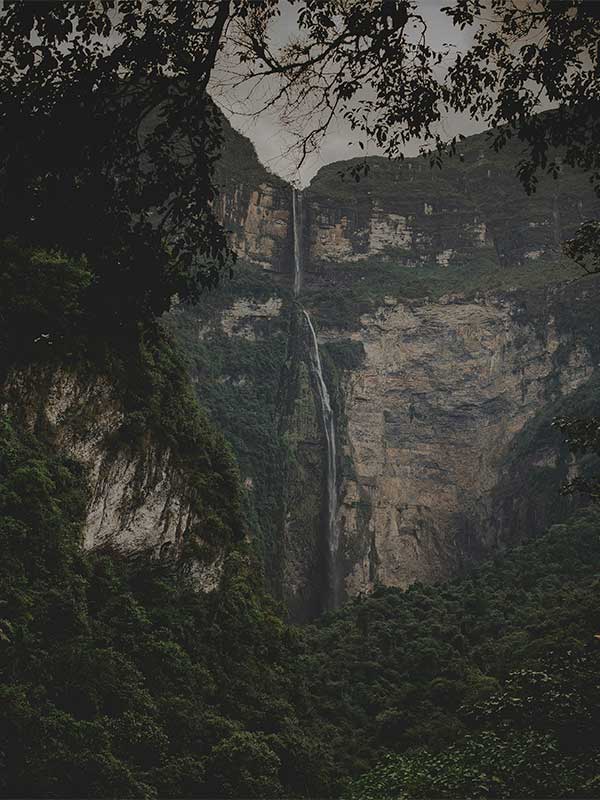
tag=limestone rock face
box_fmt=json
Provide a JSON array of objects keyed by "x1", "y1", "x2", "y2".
[
  {"x1": 2, "y1": 367, "x2": 224, "y2": 590},
  {"x1": 171, "y1": 272, "x2": 600, "y2": 617},
  {"x1": 175, "y1": 120, "x2": 600, "y2": 613},
  {"x1": 330, "y1": 291, "x2": 595, "y2": 595},
  {"x1": 217, "y1": 182, "x2": 292, "y2": 271},
  {"x1": 306, "y1": 136, "x2": 600, "y2": 270},
  {"x1": 307, "y1": 198, "x2": 490, "y2": 267}
]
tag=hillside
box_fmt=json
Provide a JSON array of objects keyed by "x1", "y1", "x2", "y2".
[
  {"x1": 2, "y1": 412, "x2": 600, "y2": 797},
  {"x1": 308, "y1": 126, "x2": 600, "y2": 268}
]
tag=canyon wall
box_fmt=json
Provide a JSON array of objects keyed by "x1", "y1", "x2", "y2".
[
  {"x1": 169, "y1": 122, "x2": 600, "y2": 617},
  {"x1": 214, "y1": 115, "x2": 293, "y2": 272},
  {"x1": 328, "y1": 286, "x2": 598, "y2": 595},
  {"x1": 171, "y1": 275, "x2": 600, "y2": 618},
  {"x1": 167, "y1": 295, "x2": 330, "y2": 619},
  {"x1": 306, "y1": 132, "x2": 600, "y2": 270},
  {"x1": 214, "y1": 122, "x2": 600, "y2": 276},
  {"x1": 216, "y1": 182, "x2": 292, "y2": 272}
]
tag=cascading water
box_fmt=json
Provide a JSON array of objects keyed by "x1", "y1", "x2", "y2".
[
  {"x1": 303, "y1": 310, "x2": 340, "y2": 609},
  {"x1": 291, "y1": 185, "x2": 340, "y2": 608},
  {"x1": 292, "y1": 188, "x2": 303, "y2": 296}
]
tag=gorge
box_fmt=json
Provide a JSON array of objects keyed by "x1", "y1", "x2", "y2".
[
  {"x1": 5, "y1": 113, "x2": 594, "y2": 621},
  {"x1": 167, "y1": 120, "x2": 600, "y2": 620},
  {"x1": 4, "y1": 6, "x2": 600, "y2": 797}
]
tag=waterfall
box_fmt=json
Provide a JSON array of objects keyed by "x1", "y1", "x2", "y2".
[
  {"x1": 303, "y1": 311, "x2": 340, "y2": 608},
  {"x1": 291, "y1": 184, "x2": 340, "y2": 608},
  {"x1": 292, "y1": 188, "x2": 302, "y2": 296}
]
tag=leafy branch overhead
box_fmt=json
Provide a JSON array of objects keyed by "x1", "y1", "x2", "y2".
[
  {"x1": 0, "y1": 1, "x2": 257, "y2": 321},
  {"x1": 229, "y1": 0, "x2": 600, "y2": 195}
]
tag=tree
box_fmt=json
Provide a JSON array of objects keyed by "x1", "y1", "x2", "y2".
[
  {"x1": 348, "y1": 649, "x2": 600, "y2": 799},
  {"x1": 0, "y1": 1, "x2": 279, "y2": 323},
  {"x1": 234, "y1": 0, "x2": 600, "y2": 197}
]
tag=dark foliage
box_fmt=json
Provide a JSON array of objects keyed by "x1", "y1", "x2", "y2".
[
  {"x1": 0, "y1": 2, "x2": 247, "y2": 323},
  {"x1": 1, "y1": 405, "x2": 599, "y2": 798},
  {"x1": 0, "y1": 414, "x2": 320, "y2": 799}
]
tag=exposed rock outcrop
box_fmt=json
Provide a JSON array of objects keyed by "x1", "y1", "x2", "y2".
[
  {"x1": 217, "y1": 183, "x2": 292, "y2": 271},
  {"x1": 214, "y1": 124, "x2": 600, "y2": 285},
  {"x1": 168, "y1": 120, "x2": 600, "y2": 616},
  {"x1": 329, "y1": 287, "x2": 597, "y2": 595},
  {"x1": 1, "y1": 366, "x2": 229, "y2": 590},
  {"x1": 306, "y1": 143, "x2": 600, "y2": 270}
]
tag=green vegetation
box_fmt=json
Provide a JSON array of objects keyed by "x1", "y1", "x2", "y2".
[
  {"x1": 164, "y1": 296, "x2": 290, "y2": 587},
  {"x1": 2, "y1": 405, "x2": 600, "y2": 798},
  {"x1": 0, "y1": 414, "x2": 317, "y2": 798},
  {"x1": 306, "y1": 510, "x2": 600, "y2": 792},
  {"x1": 310, "y1": 129, "x2": 599, "y2": 227},
  {"x1": 322, "y1": 339, "x2": 366, "y2": 372},
  {"x1": 0, "y1": 240, "x2": 244, "y2": 561},
  {"x1": 303, "y1": 253, "x2": 586, "y2": 330},
  {"x1": 1, "y1": 238, "x2": 600, "y2": 796},
  {"x1": 192, "y1": 261, "x2": 291, "y2": 314}
]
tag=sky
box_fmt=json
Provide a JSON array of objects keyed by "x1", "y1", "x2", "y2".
[{"x1": 212, "y1": 1, "x2": 485, "y2": 187}]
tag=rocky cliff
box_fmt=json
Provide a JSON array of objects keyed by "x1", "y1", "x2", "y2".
[
  {"x1": 306, "y1": 131, "x2": 600, "y2": 271},
  {"x1": 214, "y1": 116, "x2": 293, "y2": 272},
  {"x1": 213, "y1": 120, "x2": 600, "y2": 279},
  {"x1": 170, "y1": 272, "x2": 600, "y2": 617},
  {"x1": 329, "y1": 285, "x2": 598, "y2": 595},
  {"x1": 169, "y1": 120, "x2": 600, "y2": 619},
  {"x1": 1, "y1": 355, "x2": 243, "y2": 591}
]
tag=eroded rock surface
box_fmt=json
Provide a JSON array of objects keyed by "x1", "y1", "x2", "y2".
[
  {"x1": 329, "y1": 291, "x2": 595, "y2": 594},
  {"x1": 2, "y1": 367, "x2": 226, "y2": 590}
]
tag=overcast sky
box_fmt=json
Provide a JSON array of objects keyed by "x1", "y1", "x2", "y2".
[{"x1": 213, "y1": 1, "x2": 485, "y2": 187}]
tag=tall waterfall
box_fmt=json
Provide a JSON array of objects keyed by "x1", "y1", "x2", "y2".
[
  {"x1": 291, "y1": 186, "x2": 340, "y2": 608},
  {"x1": 303, "y1": 311, "x2": 340, "y2": 608},
  {"x1": 292, "y1": 188, "x2": 303, "y2": 296}
]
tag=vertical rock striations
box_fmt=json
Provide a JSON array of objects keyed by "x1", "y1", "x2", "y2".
[
  {"x1": 1, "y1": 365, "x2": 241, "y2": 590},
  {"x1": 329, "y1": 285, "x2": 599, "y2": 595}
]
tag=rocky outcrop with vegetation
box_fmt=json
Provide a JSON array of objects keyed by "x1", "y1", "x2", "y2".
[{"x1": 172, "y1": 124, "x2": 600, "y2": 619}]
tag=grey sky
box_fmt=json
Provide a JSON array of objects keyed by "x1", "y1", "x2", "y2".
[{"x1": 214, "y1": 1, "x2": 484, "y2": 187}]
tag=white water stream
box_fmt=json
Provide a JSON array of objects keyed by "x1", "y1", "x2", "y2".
[
  {"x1": 292, "y1": 188, "x2": 303, "y2": 296},
  {"x1": 303, "y1": 310, "x2": 340, "y2": 607},
  {"x1": 292, "y1": 187, "x2": 340, "y2": 608}
]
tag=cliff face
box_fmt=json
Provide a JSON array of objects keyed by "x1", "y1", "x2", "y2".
[
  {"x1": 172, "y1": 274, "x2": 600, "y2": 617},
  {"x1": 330, "y1": 287, "x2": 597, "y2": 594},
  {"x1": 166, "y1": 291, "x2": 329, "y2": 619},
  {"x1": 306, "y1": 132, "x2": 600, "y2": 270},
  {"x1": 1, "y1": 364, "x2": 237, "y2": 590},
  {"x1": 214, "y1": 122, "x2": 600, "y2": 283},
  {"x1": 217, "y1": 183, "x2": 292, "y2": 272},
  {"x1": 214, "y1": 115, "x2": 293, "y2": 272},
  {"x1": 166, "y1": 120, "x2": 600, "y2": 617}
]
